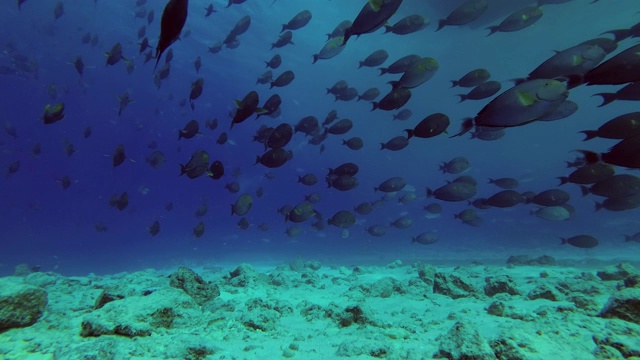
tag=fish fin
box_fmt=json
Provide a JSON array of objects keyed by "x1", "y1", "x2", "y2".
[
  {"x1": 486, "y1": 26, "x2": 499, "y2": 36},
  {"x1": 255, "y1": 107, "x2": 268, "y2": 115},
  {"x1": 593, "y1": 93, "x2": 616, "y2": 107},
  {"x1": 579, "y1": 130, "x2": 598, "y2": 141},
  {"x1": 233, "y1": 100, "x2": 243, "y2": 108}
]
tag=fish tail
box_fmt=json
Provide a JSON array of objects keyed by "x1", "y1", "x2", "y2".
[
  {"x1": 579, "y1": 130, "x2": 598, "y2": 141},
  {"x1": 449, "y1": 117, "x2": 474, "y2": 138},
  {"x1": 580, "y1": 185, "x2": 591, "y2": 197},
  {"x1": 358, "y1": 61, "x2": 364, "y2": 69},
  {"x1": 450, "y1": 81, "x2": 458, "y2": 88},
  {"x1": 557, "y1": 177, "x2": 569, "y2": 186},
  {"x1": 624, "y1": 235, "x2": 631, "y2": 242},
  {"x1": 436, "y1": 20, "x2": 446, "y2": 32},
  {"x1": 594, "y1": 93, "x2": 617, "y2": 107},
  {"x1": 404, "y1": 129, "x2": 413, "y2": 139},
  {"x1": 456, "y1": 94, "x2": 467, "y2": 103},
  {"x1": 378, "y1": 68, "x2": 388, "y2": 76},
  {"x1": 312, "y1": 54, "x2": 319, "y2": 64},
  {"x1": 559, "y1": 237, "x2": 567, "y2": 245},
  {"x1": 486, "y1": 26, "x2": 499, "y2": 36},
  {"x1": 601, "y1": 29, "x2": 631, "y2": 42},
  {"x1": 576, "y1": 150, "x2": 600, "y2": 164},
  {"x1": 371, "y1": 102, "x2": 378, "y2": 111},
  {"x1": 594, "y1": 202, "x2": 603, "y2": 212},
  {"x1": 281, "y1": 24, "x2": 287, "y2": 33}
]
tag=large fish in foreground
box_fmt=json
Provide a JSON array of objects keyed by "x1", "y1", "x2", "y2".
[
  {"x1": 343, "y1": 0, "x2": 403, "y2": 45},
  {"x1": 453, "y1": 79, "x2": 568, "y2": 136},
  {"x1": 155, "y1": 0, "x2": 188, "y2": 70}
]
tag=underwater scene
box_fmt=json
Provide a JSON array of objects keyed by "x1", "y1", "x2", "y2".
[{"x1": 1, "y1": 0, "x2": 640, "y2": 358}]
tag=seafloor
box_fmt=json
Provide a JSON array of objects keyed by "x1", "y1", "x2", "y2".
[{"x1": 1, "y1": 254, "x2": 640, "y2": 360}]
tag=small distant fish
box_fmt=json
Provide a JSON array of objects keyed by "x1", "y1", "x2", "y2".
[
  {"x1": 148, "y1": 221, "x2": 160, "y2": 236},
  {"x1": 117, "y1": 92, "x2": 134, "y2": 116}
]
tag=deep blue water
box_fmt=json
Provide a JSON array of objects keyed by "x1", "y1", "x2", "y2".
[{"x1": 1, "y1": 0, "x2": 638, "y2": 276}]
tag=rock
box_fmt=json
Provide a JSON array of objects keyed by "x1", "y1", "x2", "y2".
[
  {"x1": 487, "y1": 301, "x2": 505, "y2": 316},
  {"x1": 599, "y1": 288, "x2": 640, "y2": 325},
  {"x1": 592, "y1": 344, "x2": 624, "y2": 360},
  {"x1": 527, "y1": 284, "x2": 562, "y2": 301},
  {"x1": 289, "y1": 257, "x2": 305, "y2": 272},
  {"x1": 325, "y1": 303, "x2": 377, "y2": 328},
  {"x1": 269, "y1": 271, "x2": 292, "y2": 287},
  {"x1": 304, "y1": 260, "x2": 321, "y2": 270},
  {"x1": 593, "y1": 326, "x2": 640, "y2": 358},
  {"x1": 387, "y1": 259, "x2": 403, "y2": 269},
  {"x1": 227, "y1": 263, "x2": 264, "y2": 287},
  {"x1": 434, "y1": 320, "x2": 497, "y2": 360},
  {"x1": 14, "y1": 264, "x2": 35, "y2": 277},
  {"x1": 24, "y1": 272, "x2": 59, "y2": 288},
  {"x1": 490, "y1": 338, "x2": 528, "y2": 360},
  {"x1": 0, "y1": 279, "x2": 48, "y2": 331},
  {"x1": 336, "y1": 338, "x2": 392, "y2": 358},
  {"x1": 598, "y1": 263, "x2": 637, "y2": 281},
  {"x1": 80, "y1": 288, "x2": 196, "y2": 337},
  {"x1": 417, "y1": 264, "x2": 436, "y2": 285},
  {"x1": 506, "y1": 255, "x2": 556, "y2": 266},
  {"x1": 359, "y1": 277, "x2": 400, "y2": 298},
  {"x1": 241, "y1": 309, "x2": 280, "y2": 332},
  {"x1": 169, "y1": 267, "x2": 220, "y2": 306},
  {"x1": 433, "y1": 271, "x2": 482, "y2": 299},
  {"x1": 94, "y1": 290, "x2": 125, "y2": 309},
  {"x1": 624, "y1": 274, "x2": 640, "y2": 288},
  {"x1": 245, "y1": 297, "x2": 293, "y2": 316},
  {"x1": 484, "y1": 275, "x2": 520, "y2": 297}
]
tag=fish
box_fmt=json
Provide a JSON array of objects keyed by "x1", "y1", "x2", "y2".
[
  {"x1": 343, "y1": 0, "x2": 403, "y2": 44},
  {"x1": 437, "y1": 0, "x2": 488, "y2": 31},
  {"x1": 580, "y1": 112, "x2": 640, "y2": 141},
  {"x1": 155, "y1": 0, "x2": 188, "y2": 70},
  {"x1": 180, "y1": 150, "x2": 210, "y2": 179},
  {"x1": 560, "y1": 235, "x2": 598, "y2": 249},
  {"x1": 105, "y1": 43, "x2": 129, "y2": 66},
  {"x1": 282, "y1": 10, "x2": 312, "y2": 32},
  {"x1": 451, "y1": 69, "x2": 490, "y2": 88},
  {"x1": 405, "y1": 113, "x2": 449, "y2": 139},
  {"x1": 384, "y1": 15, "x2": 428, "y2": 35},
  {"x1": 265, "y1": 54, "x2": 282, "y2": 69},
  {"x1": 583, "y1": 44, "x2": 640, "y2": 85},
  {"x1": 375, "y1": 177, "x2": 406, "y2": 192},
  {"x1": 486, "y1": 6, "x2": 543, "y2": 36},
  {"x1": 42, "y1": 103, "x2": 65, "y2": 124},
  {"x1": 359, "y1": 50, "x2": 388, "y2": 68},
  {"x1": 204, "y1": 4, "x2": 216, "y2": 17},
  {"x1": 412, "y1": 232, "x2": 438, "y2": 245},
  {"x1": 327, "y1": 210, "x2": 356, "y2": 228},
  {"x1": 148, "y1": 221, "x2": 160, "y2": 236},
  {"x1": 178, "y1": 119, "x2": 200, "y2": 140},
  {"x1": 117, "y1": 92, "x2": 134, "y2": 116},
  {"x1": 230, "y1": 91, "x2": 266, "y2": 128},
  {"x1": 389, "y1": 57, "x2": 439, "y2": 89},
  {"x1": 455, "y1": 79, "x2": 568, "y2": 136},
  {"x1": 594, "y1": 82, "x2": 640, "y2": 107},
  {"x1": 312, "y1": 36, "x2": 346, "y2": 64},
  {"x1": 232, "y1": 193, "x2": 253, "y2": 216}
]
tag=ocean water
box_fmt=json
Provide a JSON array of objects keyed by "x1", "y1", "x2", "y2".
[{"x1": 1, "y1": 0, "x2": 639, "y2": 276}]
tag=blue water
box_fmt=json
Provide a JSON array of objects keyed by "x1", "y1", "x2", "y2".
[{"x1": 1, "y1": 0, "x2": 638, "y2": 276}]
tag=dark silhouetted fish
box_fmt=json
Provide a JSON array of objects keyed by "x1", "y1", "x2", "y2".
[{"x1": 155, "y1": 0, "x2": 188, "y2": 70}]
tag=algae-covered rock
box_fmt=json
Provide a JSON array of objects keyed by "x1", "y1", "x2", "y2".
[
  {"x1": 0, "y1": 278, "x2": 48, "y2": 331},
  {"x1": 484, "y1": 275, "x2": 520, "y2": 297},
  {"x1": 80, "y1": 288, "x2": 196, "y2": 337},
  {"x1": 336, "y1": 338, "x2": 392, "y2": 358},
  {"x1": 599, "y1": 288, "x2": 640, "y2": 325},
  {"x1": 435, "y1": 320, "x2": 498, "y2": 360},
  {"x1": 598, "y1": 263, "x2": 637, "y2": 281},
  {"x1": 168, "y1": 266, "x2": 220, "y2": 306},
  {"x1": 527, "y1": 284, "x2": 562, "y2": 301},
  {"x1": 433, "y1": 271, "x2": 482, "y2": 299}
]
